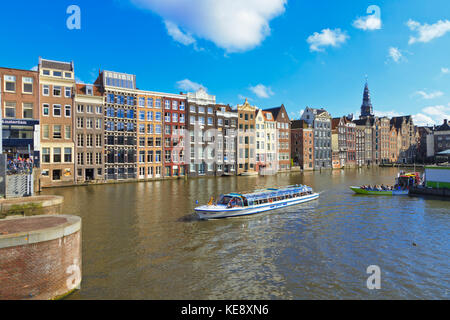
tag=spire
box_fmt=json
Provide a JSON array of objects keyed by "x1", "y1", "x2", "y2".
[{"x1": 361, "y1": 79, "x2": 373, "y2": 118}]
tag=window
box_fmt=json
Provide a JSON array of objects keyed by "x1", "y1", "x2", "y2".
[
  {"x1": 139, "y1": 97, "x2": 145, "y2": 107},
  {"x1": 43, "y1": 85, "x2": 50, "y2": 96},
  {"x1": 65, "y1": 87, "x2": 71, "y2": 98},
  {"x1": 53, "y1": 148, "x2": 61, "y2": 162},
  {"x1": 165, "y1": 100, "x2": 170, "y2": 109},
  {"x1": 53, "y1": 86, "x2": 61, "y2": 97},
  {"x1": 96, "y1": 134, "x2": 102, "y2": 147},
  {"x1": 22, "y1": 77, "x2": 33, "y2": 93},
  {"x1": 65, "y1": 105, "x2": 71, "y2": 117},
  {"x1": 65, "y1": 126, "x2": 71, "y2": 139},
  {"x1": 65, "y1": 72, "x2": 72, "y2": 79},
  {"x1": 86, "y1": 105, "x2": 93, "y2": 113},
  {"x1": 53, "y1": 104, "x2": 62, "y2": 117},
  {"x1": 42, "y1": 125, "x2": 49, "y2": 139},
  {"x1": 155, "y1": 99, "x2": 161, "y2": 108},
  {"x1": 180, "y1": 102, "x2": 185, "y2": 110},
  {"x1": 64, "y1": 148, "x2": 72, "y2": 162},
  {"x1": 77, "y1": 117, "x2": 84, "y2": 129},
  {"x1": 5, "y1": 102, "x2": 16, "y2": 118},
  {"x1": 147, "y1": 98, "x2": 153, "y2": 108},
  {"x1": 4, "y1": 76, "x2": 16, "y2": 92},
  {"x1": 86, "y1": 118, "x2": 93, "y2": 129},
  {"x1": 96, "y1": 119, "x2": 102, "y2": 129},
  {"x1": 53, "y1": 125, "x2": 62, "y2": 139},
  {"x1": 96, "y1": 106, "x2": 102, "y2": 114},
  {"x1": 86, "y1": 134, "x2": 93, "y2": 147},
  {"x1": 172, "y1": 101, "x2": 178, "y2": 110},
  {"x1": 42, "y1": 148, "x2": 50, "y2": 163},
  {"x1": 42, "y1": 70, "x2": 50, "y2": 76},
  {"x1": 53, "y1": 71, "x2": 62, "y2": 77}
]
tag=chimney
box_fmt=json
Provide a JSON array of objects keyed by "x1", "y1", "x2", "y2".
[{"x1": 444, "y1": 119, "x2": 448, "y2": 125}]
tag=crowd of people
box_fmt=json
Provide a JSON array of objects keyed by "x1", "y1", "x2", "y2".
[
  {"x1": 360, "y1": 184, "x2": 404, "y2": 191},
  {"x1": 6, "y1": 157, "x2": 34, "y2": 175}
]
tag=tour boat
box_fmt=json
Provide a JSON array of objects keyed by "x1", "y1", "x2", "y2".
[
  {"x1": 350, "y1": 186, "x2": 409, "y2": 196},
  {"x1": 195, "y1": 185, "x2": 319, "y2": 220}
]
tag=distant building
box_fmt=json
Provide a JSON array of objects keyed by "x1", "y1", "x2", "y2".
[
  {"x1": 262, "y1": 111, "x2": 278, "y2": 174},
  {"x1": 265, "y1": 104, "x2": 291, "y2": 172},
  {"x1": 291, "y1": 120, "x2": 314, "y2": 170},
  {"x1": 433, "y1": 119, "x2": 450, "y2": 155},
  {"x1": 360, "y1": 82, "x2": 374, "y2": 118},
  {"x1": 332, "y1": 116, "x2": 356, "y2": 168},
  {"x1": 186, "y1": 88, "x2": 217, "y2": 177},
  {"x1": 237, "y1": 99, "x2": 257, "y2": 175},
  {"x1": 301, "y1": 107, "x2": 332, "y2": 169},
  {"x1": 390, "y1": 116, "x2": 417, "y2": 164}
]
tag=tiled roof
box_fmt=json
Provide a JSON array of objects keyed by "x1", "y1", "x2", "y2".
[
  {"x1": 76, "y1": 83, "x2": 103, "y2": 96},
  {"x1": 40, "y1": 59, "x2": 73, "y2": 71}
]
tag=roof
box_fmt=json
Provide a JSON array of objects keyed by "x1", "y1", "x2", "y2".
[
  {"x1": 262, "y1": 111, "x2": 275, "y2": 121},
  {"x1": 390, "y1": 116, "x2": 412, "y2": 129},
  {"x1": 435, "y1": 120, "x2": 450, "y2": 132},
  {"x1": 291, "y1": 120, "x2": 310, "y2": 129},
  {"x1": 76, "y1": 83, "x2": 103, "y2": 96},
  {"x1": 40, "y1": 58, "x2": 73, "y2": 71},
  {"x1": 264, "y1": 106, "x2": 283, "y2": 119},
  {"x1": 437, "y1": 149, "x2": 450, "y2": 155},
  {"x1": 331, "y1": 118, "x2": 341, "y2": 129}
]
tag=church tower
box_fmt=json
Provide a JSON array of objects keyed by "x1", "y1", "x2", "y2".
[{"x1": 360, "y1": 81, "x2": 374, "y2": 118}]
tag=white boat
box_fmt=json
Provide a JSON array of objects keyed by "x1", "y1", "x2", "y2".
[{"x1": 195, "y1": 185, "x2": 319, "y2": 220}]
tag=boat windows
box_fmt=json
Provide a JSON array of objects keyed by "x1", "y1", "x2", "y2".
[{"x1": 218, "y1": 195, "x2": 233, "y2": 205}]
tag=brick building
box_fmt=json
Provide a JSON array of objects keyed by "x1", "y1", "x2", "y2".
[
  {"x1": 0, "y1": 67, "x2": 40, "y2": 162},
  {"x1": 291, "y1": 120, "x2": 314, "y2": 170},
  {"x1": 38, "y1": 58, "x2": 76, "y2": 187}
]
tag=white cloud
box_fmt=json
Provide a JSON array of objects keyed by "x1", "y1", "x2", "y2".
[
  {"x1": 413, "y1": 104, "x2": 450, "y2": 126},
  {"x1": 374, "y1": 110, "x2": 402, "y2": 118},
  {"x1": 442, "y1": 67, "x2": 449, "y2": 74},
  {"x1": 353, "y1": 15, "x2": 382, "y2": 31},
  {"x1": 306, "y1": 28, "x2": 349, "y2": 52},
  {"x1": 388, "y1": 47, "x2": 404, "y2": 63},
  {"x1": 30, "y1": 66, "x2": 38, "y2": 71},
  {"x1": 132, "y1": 0, "x2": 287, "y2": 53},
  {"x1": 176, "y1": 79, "x2": 206, "y2": 92},
  {"x1": 249, "y1": 84, "x2": 274, "y2": 98},
  {"x1": 415, "y1": 90, "x2": 444, "y2": 100},
  {"x1": 407, "y1": 19, "x2": 450, "y2": 44},
  {"x1": 164, "y1": 20, "x2": 196, "y2": 46}
]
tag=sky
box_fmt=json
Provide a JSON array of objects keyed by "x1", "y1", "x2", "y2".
[{"x1": 1, "y1": 0, "x2": 449, "y2": 126}]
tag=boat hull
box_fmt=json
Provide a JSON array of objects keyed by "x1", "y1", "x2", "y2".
[
  {"x1": 350, "y1": 186, "x2": 409, "y2": 196},
  {"x1": 195, "y1": 193, "x2": 319, "y2": 220}
]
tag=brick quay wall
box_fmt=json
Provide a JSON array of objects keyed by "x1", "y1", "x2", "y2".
[{"x1": 0, "y1": 215, "x2": 81, "y2": 300}]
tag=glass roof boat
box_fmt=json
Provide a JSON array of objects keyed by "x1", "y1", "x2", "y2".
[{"x1": 195, "y1": 185, "x2": 319, "y2": 220}]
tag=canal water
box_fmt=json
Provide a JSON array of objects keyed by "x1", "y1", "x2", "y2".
[{"x1": 42, "y1": 167, "x2": 449, "y2": 299}]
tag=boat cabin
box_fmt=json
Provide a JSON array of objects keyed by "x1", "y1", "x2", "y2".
[{"x1": 217, "y1": 185, "x2": 313, "y2": 208}]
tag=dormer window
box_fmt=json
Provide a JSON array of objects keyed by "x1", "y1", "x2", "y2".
[{"x1": 86, "y1": 85, "x2": 93, "y2": 96}]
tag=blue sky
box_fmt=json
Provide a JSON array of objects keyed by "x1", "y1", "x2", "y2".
[{"x1": 1, "y1": 0, "x2": 449, "y2": 125}]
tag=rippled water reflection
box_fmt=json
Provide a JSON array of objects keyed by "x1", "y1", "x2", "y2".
[{"x1": 42, "y1": 167, "x2": 449, "y2": 299}]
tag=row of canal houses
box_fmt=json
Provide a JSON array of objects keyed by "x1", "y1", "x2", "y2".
[{"x1": 0, "y1": 58, "x2": 418, "y2": 188}]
